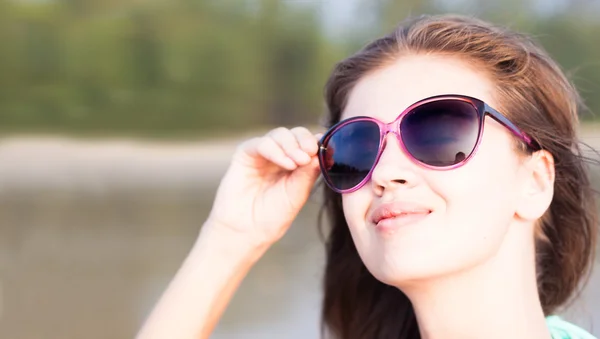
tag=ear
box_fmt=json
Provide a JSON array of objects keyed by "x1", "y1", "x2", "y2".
[{"x1": 515, "y1": 150, "x2": 555, "y2": 221}]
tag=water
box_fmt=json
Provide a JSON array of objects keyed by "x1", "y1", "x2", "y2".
[
  {"x1": 0, "y1": 184, "x2": 327, "y2": 339},
  {"x1": 0, "y1": 137, "x2": 599, "y2": 339}
]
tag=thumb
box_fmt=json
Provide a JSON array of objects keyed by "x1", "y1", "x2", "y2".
[
  {"x1": 283, "y1": 156, "x2": 321, "y2": 211},
  {"x1": 291, "y1": 155, "x2": 321, "y2": 182}
]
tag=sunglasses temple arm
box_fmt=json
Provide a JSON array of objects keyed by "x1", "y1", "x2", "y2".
[{"x1": 485, "y1": 105, "x2": 539, "y2": 150}]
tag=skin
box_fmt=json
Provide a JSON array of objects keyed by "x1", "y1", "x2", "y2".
[
  {"x1": 341, "y1": 54, "x2": 556, "y2": 339},
  {"x1": 136, "y1": 54, "x2": 556, "y2": 339}
]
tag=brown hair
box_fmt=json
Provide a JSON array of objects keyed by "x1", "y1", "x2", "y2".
[{"x1": 318, "y1": 14, "x2": 598, "y2": 339}]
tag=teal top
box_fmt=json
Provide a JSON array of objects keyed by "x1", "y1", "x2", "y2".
[{"x1": 546, "y1": 315, "x2": 597, "y2": 339}]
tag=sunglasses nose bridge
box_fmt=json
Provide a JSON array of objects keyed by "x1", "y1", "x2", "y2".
[
  {"x1": 375, "y1": 122, "x2": 406, "y2": 169},
  {"x1": 381, "y1": 120, "x2": 402, "y2": 147}
]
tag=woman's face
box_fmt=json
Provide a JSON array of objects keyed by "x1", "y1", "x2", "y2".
[{"x1": 341, "y1": 54, "x2": 533, "y2": 286}]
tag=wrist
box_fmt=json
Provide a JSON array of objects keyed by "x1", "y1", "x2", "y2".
[{"x1": 196, "y1": 220, "x2": 273, "y2": 264}]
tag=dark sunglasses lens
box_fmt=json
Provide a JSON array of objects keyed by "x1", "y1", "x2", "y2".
[
  {"x1": 322, "y1": 120, "x2": 380, "y2": 191},
  {"x1": 401, "y1": 100, "x2": 480, "y2": 167}
]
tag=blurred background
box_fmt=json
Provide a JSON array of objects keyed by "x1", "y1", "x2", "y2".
[{"x1": 0, "y1": 0, "x2": 599, "y2": 338}]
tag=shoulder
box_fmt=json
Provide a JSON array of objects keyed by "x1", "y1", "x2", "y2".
[{"x1": 546, "y1": 315, "x2": 598, "y2": 339}]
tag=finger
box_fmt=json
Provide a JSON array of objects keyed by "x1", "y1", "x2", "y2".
[
  {"x1": 241, "y1": 132, "x2": 309, "y2": 169},
  {"x1": 267, "y1": 127, "x2": 311, "y2": 165},
  {"x1": 291, "y1": 156, "x2": 321, "y2": 183},
  {"x1": 255, "y1": 136, "x2": 297, "y2": 170},
  {"x1": 290, "y1": 127, "x2": 319, "y2": 156}
]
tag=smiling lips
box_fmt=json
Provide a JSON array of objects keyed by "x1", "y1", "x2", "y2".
[{"x1": 370, "y1": 201, "x2": 432, "y2": 230}]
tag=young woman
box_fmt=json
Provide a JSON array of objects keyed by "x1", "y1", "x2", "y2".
[{"x1": 136, "y1": 14, "x2": 598, "y2": 339}]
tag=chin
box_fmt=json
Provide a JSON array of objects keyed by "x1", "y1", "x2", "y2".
[
  {"x1": 362, "y1": 249, "x2": 486, "y2": 288},
  {"x1": 366, "y1": 258, "x2": 446, "y2": 287}
]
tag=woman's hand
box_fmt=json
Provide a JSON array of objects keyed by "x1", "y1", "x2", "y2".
[{"x1": 206, "y1": 126, "x2": 323, "y2": 247}]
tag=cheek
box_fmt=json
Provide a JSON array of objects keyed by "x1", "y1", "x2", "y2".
[
  {"x1": 433, "y1": 142, "x2": 522, "y2": 252},
  {"x1": 341, "y1": 190, "x2": 370, "y2": 230},
  {"x1": 341, "y1": 190, "x2": 373, "y2": 252}
]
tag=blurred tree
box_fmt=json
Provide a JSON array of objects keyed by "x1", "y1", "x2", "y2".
[
  {"x1": 258, "y1": 0, "x2": 325, "y2": 126},
  {"x1": 532, "y1": 16, "x2": 600, "y2": 119},
  {"x1": 0, "y1": 0, "x2": 598, "y2": 137},
  {"x1": 128, "y1": 10, "x2": 163, "y2": 88},
  {"x1": 0, "y1": 0, "x2": 14, "y2": 104},
  {"x1": 377, "y1": 0, "x2": 433, "y2": 31}
]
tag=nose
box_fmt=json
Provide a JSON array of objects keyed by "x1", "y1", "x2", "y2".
[{"x1": 370, "y1": 133, "x2": 421, "y2": 194}]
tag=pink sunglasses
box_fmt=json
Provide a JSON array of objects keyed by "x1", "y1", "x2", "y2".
[{"x1": 317, "y1": 94, "x2": 539, "y2": 193}]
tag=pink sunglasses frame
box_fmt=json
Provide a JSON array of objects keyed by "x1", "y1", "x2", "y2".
[{"x1": 317, "y1": 94, "x2": 540, "y2": 194}]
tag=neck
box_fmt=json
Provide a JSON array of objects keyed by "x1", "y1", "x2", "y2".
[{"x1": 399, "y1": 223, "x2": 550, "y2": 339}]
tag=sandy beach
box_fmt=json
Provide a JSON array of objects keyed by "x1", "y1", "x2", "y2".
[{"x1": 0, "y1": 136, "x2": 242, "y2": 190}]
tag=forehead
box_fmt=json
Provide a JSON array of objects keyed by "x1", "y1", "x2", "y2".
[{"x1": 342, "y1": 54, "x2": 497, "y2": 122}]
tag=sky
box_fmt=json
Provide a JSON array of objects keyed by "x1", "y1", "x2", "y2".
[{"x1": 285, "y1": 0, "x2": 600, "y2": 39}]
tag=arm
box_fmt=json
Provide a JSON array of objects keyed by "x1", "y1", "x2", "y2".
[
  {"x1": 135, "y1": 222, "x2": 271, "y2": 339},
  {"x1": 135, "y1": 126, "x2": 321, "y2": 338}
]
